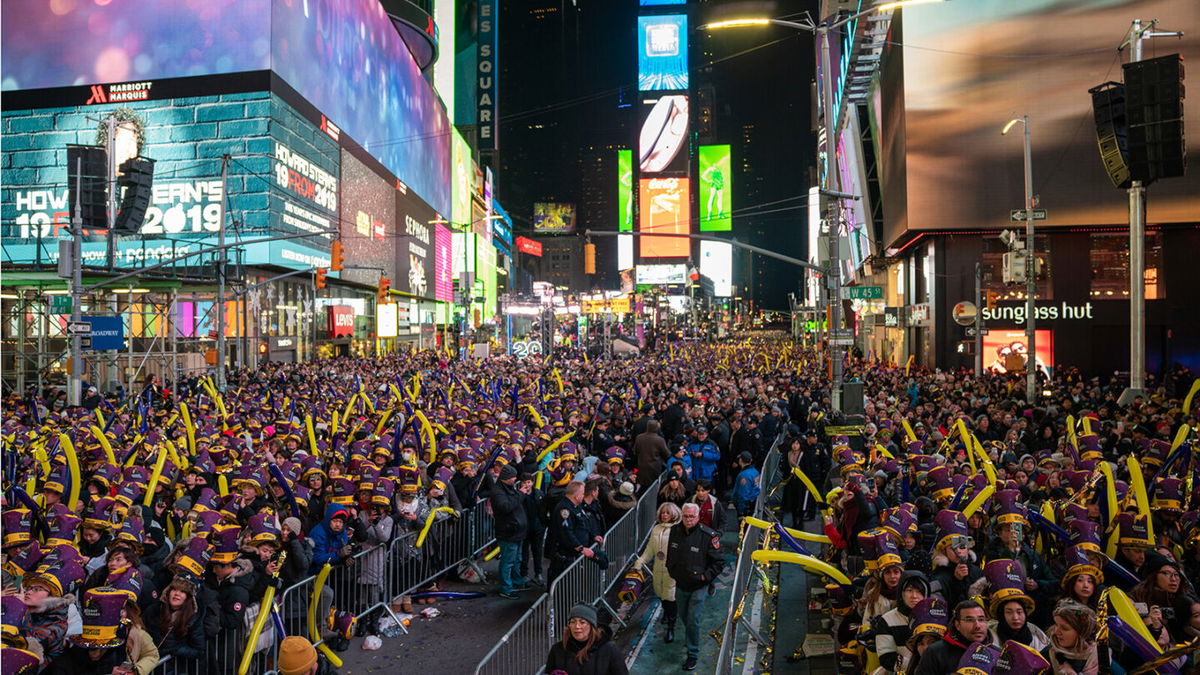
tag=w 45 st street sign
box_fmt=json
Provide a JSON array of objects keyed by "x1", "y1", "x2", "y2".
[{"x1": 842, "y1": 286, "x2": 883, "y2": 300}]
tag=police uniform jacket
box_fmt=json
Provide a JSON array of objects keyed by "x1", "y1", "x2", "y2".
[
  {"x1": 548, "y1": 497, "x2": 590, "y2": 559},
  {"x1": 666, "y1": 522, "x2": 724, "y2": 592}
]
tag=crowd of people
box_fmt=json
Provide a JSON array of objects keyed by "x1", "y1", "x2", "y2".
[{"x1": 2, "y1": 344, "x2": 1197, "y2": 675}]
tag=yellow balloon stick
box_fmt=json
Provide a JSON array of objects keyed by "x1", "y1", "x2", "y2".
[
  {"x1": 143, "y1": 447, "x2": 169, "y2": 507},
  {"x1": 1126, "y1": 456, "x2": 1154, "y2": 546},
  {"x1": 744, "y1": 517, "x2": 832, "y2": 544},
  {"x1": 180, "y1": 403, "x2": 196, "y2": 456},
  {"x1": 305, "y1": 415, "x2": 318, "y2": 455},
  {"x1": 308, "y1": 564, "x2": 343, "y2": 667},
  {"x1": 1107, "y1": 587, "x2": 1162, "y2": 652},
  {"x1": 57, "y1": 433, "x2": 82, "y2": 512},
  {"x1": 790, "y1": 467, "x2": 830, "y2": 517},
  {"x1": 90, "y1": 426, "x2": 117, "y2": 465},
  {"x1": 416, "y1": 507, "x2": 456, "y2": 547},
  {"x1": 751, "y1": 550, "x2": 851, "y2": 585},
  {"x1": 1182, "y1": 379, "x2": 1200, "y2": 416},
  {"x1": 961, "y1": 484, "x2": 995, "y2": 519},
  {"x1": 536, "y1": 431, "x2": 575, "y2": 463},
  {"x1": 1099, "y1": 460, "x2": 1119, "y2": 529}
]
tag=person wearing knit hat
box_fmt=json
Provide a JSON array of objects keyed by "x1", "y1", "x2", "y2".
[
  {"x1": 544, "y1": 604, "x2": 624, "y2": 675},
  {"x1": 278, "y1": 636, "x2": 319, "y2": 675},
  {"x1": 873, "y1": 571, "x2": 930, "y2": 675}
]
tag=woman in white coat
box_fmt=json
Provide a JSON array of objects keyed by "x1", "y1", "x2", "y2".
[{"x1": 636, "y1": 502, "x2": 682, "y2": 642}]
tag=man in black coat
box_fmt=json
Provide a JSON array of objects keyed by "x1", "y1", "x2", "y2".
[
  {"x1": 666, "y1": 502, "x2": 725, "y2": 671},
  {"x1": 914, "y1": 601, "x2": 992, "y2": 675},
  {"x1": 489, "y1": 464, "x2": 528, "y2": 598},
  {"x1": 546, "y1": 481, "x2": 594, "y2": 583}
]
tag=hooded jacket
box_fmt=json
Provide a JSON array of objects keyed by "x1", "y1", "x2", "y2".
[
  {"x1": 544, "y1": 623, "x2": 629, "y2": 675},
  {"x1": 872, "y1": 571, "x2": 930, "y2": 674},
  {"x1": 26, "y1": 593, "x2": 74, "y2": 666},
  {"x1": 308, "y1": 503, "x2": 351, "y2": 573},
  {"x1": 204, "y1": 557, "x2": 255, "y2": 631},
  {"x1": 143, "y1": 584, "x2": 206, "y2": 661}
]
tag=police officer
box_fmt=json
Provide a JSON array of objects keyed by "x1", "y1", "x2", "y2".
[
  {"x1": 547, "y1": 481, "x2": 593, "y2": 582},
  {"x1": 666, "y1": 502, "x2": 725, "y2": 671}
]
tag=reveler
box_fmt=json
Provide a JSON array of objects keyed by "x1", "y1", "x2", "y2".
[{"x1": 666, "y1": 502, "x2": 725, "y2": 671}]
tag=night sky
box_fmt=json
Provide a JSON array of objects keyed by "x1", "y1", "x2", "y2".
[{"x1": 498, "y1": 0, "x2": 815, "y2": 310}]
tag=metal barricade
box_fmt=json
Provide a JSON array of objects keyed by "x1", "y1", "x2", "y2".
[{"x1": 474, "y1": 594, "x2": 552, "y2": 675}]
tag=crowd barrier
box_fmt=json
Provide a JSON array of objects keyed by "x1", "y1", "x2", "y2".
[
  {"x1": 474, "y1": 476, "x2": 663, "y2": 675},
  {"x1": 714, "y1": 435, "x2": 786, "y2": 674},
  {"x1": 150, "y1": 501, "x2": 495, "y2": 675}
]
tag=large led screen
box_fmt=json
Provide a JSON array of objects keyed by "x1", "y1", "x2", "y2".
[
  {"x1": 700, "y1": 241, "x2": 733, "y2": 297},
  {"x1": 451, "y1": 130, "x2": 472, "y2": 228},
  {"x1": 636, "y1": 263, "x2": 686, "y2": 286},
  {"x1": 396, "y1": 185, "x2": 440, "y2": 301},
  {"x1": 434, "y1": 222, "x2": 453, "y2": 303},
  {"x1": 533, "y1": 203, "x2": 577, "y2": 234},
  {"x1": 618, "y1": 149, "x2": 634, "y2": 232},
  {"x1": 638, "y1": 178, "x2": 690, "y2": 258},
  {"x1": 638, "y1": 15, "x2": 688, "y2": 91},
  {"x1": 639, "y1": 95, "x2": 689, "y2": 175},
  {"x1": 698, "y1": 145, "x2": 732, "y2": 231},
  {"x1": 884, "y1": 0, "x2": 1198, "y2": 246},
  {"x1": 339, "y1": 149, "x2": 395, "y2": 286},
  {"x1": 983, "y1": 329, "x2": 1054, "y2": 377}
]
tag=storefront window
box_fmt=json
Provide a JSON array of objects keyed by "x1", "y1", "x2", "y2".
[
  {"x1": 981, "y1": 235, "x2": 1052, "y2": 301},
  {"x1": 1089, "y1": 232, "x2": 1163, "y2": 299}
]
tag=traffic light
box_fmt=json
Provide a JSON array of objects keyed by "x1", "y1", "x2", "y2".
[
  {"x1": 315, "y1": 267, "x2": 327, "y2": 290},
  {"x1": 66, "y1": 145, "x2": 108, "y2": 230},
  {"x1": 113, "y1": 157, "x2": 155, "y2": 234},
  {"x1": 377, "y1": 275, "x2": 391, "y2": 303},
  {"x1": 584, "y1": 243, "x2": 596, "y2": 275},
  {"x1": 986, "y1": 290, "x2": 999, "y2": 311},
  {"x1": 331, "y1": 241, "x2": 345, "y2": 271}
]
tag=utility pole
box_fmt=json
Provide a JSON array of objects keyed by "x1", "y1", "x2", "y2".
[
  {"x1": 819, "y1": 23, "x2": 845, "y2": 412},
  {"x1": 216, "y1": 156, "x2": 229, "y2": 392},
  {"x1": 68, "y1": 156, "x2": 84, "y2": 407},
  {"x1": 104, "y1": 116, "x2": 120, "y2": 393},
  {"x1": 1120, "y1": 18, "x2": 1182, "y2": 404},
  {"x1": 974, "y1": 262, "x2": 983, "y2": 377},
  {"x1": 1021, "y1": 119, "x2": 1037, "y2": 404}
]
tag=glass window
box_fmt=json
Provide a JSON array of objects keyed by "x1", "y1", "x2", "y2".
[
  {"x1": 1089, "y1": 232, "x2": 1163, "y2": 299},
  {"x1": 981, "y1": 235, "x2": 1052, "y2": 301}
]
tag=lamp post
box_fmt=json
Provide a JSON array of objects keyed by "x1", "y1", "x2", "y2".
[
  {"x1": 1001, "y1": 116, "x2": 1037, "y2": 404},
  {"x1": 704, "y1": 0, "x2": 946, "y2": 411}
]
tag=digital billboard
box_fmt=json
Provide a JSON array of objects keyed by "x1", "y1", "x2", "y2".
[
  {"x1": 532, "y1": 203, "x2": 577, "y2": 234},
  {"x1": 641, "y1": 0, "x2": 687, "y2": 4},
  {"x1": 339, "y1": 148, "x2": 394, "y2": 286},
  {"x1": 638, "y1": 94, "x2": 689, "y2": 174},
  {"x1": 2, "y1": 0, "x2": 452, "y2": 217},
  {"x1": 618, "y1": 149, "x2": 634, "y2": 232},
  {"x1": 638, "y1": 15, "x2": 688, "y2": 91},
  {"x1": 434, "y1": 222, "x2": 453, "y2": 302},
  {"x1": 983, "y1": 329, "x2": 1054, "y2": 377},
  {"x1": 636, "y1": 263, "x2": 686, "y2": 286},
  {"x1": 618, "y1": 234, "x2": 634, "y2": 270},
  {"x1": 2, "y1": 93, "x2": 332, "y2": 271},
  {"x1": 700, "y1": 241, "x2": 734, "y2": 297},
  {"x1": 396, "y1": 186, "x2": 440, "y2": 301},
  {"x1": 698, "y1": 145, "x2": 732, "y2": 231},
  {"x1": 882, "y1": 0, "x2": 1198, "y2": 246},
  {"x1": 451, "y1": 130, "x2": 472, "y2": 228},
  {"x1": 638, "y1": 177, "x2": 690, "y2": 258}
]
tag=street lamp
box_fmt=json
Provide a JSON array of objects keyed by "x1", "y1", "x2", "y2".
[
  {"x1": 703, "y1": 0, "x2": 946, "y2": 412},
  {"x1": 1001, "y1": 116, "x2": 1038, "y2": 404}
]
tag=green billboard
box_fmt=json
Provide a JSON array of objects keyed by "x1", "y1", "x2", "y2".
[
  {"x1": 618, "y1": 149, "x2": 633, "y2": 232},
  {"x1": 698, "y1": 144, "x2": 732, "y2": 231},
  {"x1": 451, "y1": 130, "x2": 472, "y2": 228}
]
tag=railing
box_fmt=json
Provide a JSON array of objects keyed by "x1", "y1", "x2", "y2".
[
  {"x1": 475, "y1": 476, "x2": 662, "y2": 675},
  {"x1": 151, "y1": 501, "x2": 495, "y2": 675},
  {"x1": 713, "y1": 435, "x2": 786, "y2": 674}
]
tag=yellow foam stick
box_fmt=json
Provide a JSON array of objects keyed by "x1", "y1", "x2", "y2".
[
  {"x1": 305, "y1": 415, "x2": 318, "y2": 455},
  {"x1": 411, "y1": 373, "x2": 421, "y2": 398},
  {"x1": 972, "y1": 437, "x2": 997, "y2": 485},
  {"x1": 1126, "y1": 456, "x2": 1154, "y2": 546},
  {"x1": 1098, "y1": 460, "x2": 1119, "y2": 529},
  {"x1": 143, "y1": 447, "x2": 169, "y2": 507},
  {"x1": 1040, "y1": 501, "x2": 1060, "y2": 557},
  {"x1": 57, "y1": 433, "x2": 82, "y2": 512},
  {"x1": 962, "y1": 484, "x2": 995, "y2": 519},
  {"x1": 239, "y1": 570, "x2": 280, "y2": 675},
  {"x1": 905, "y1": 354, "x2": 915, "y2": 376},
  {"x1": 1107, "y1": 587, "x2": 1162, "y2": 652},
  {"x1": 373, "y1": 409, "x2": 394, "y2": 438},
  {"x1": 1183, "y1": 379, "x2": 1200, "y2": 416},
  {"x1": 180, "y1": 403, "x2": 196, "y2": 455},
  {"x1": 217, "y1": 473, "x2": 230, "y2": 497},
  {"x1": 1067, "y1": 415, "x2": 1078, "y2": 453},
  {"x1": 583, "y1": 351, "x2": 589, "y2": 364},
  {"x1": 448, "y1": 383, "x2": 456, "y2": 402},
  {"x1": 744, "y1": 517, "x2": 833, "y2": 544},
  {"x1": 552, "y1": 368, "x2": 564, "y2": 394},
  {"x1": 751, "y1": 550, "x2": 851, "y2": 586},
  {"x1": 483, "y1": 545, "x2": 501, "y2": 562},
  {"x1": 415, "y1": 507, "x2": 456, "y2": 547},
  {"x1": 901, "y1": 420, "x2": 918, "y2": 444},
  {"x1": 124, "y1": 437, "x2": 143, "y2": 467},
  {"x1": 525, "y1": 405, "x2": 545, "y2": 428},
  {"x1": 90, "y1": 426, "x2": 117, "y2": 465},
  {"x1": 95, "y1": 408, "x2": 106, "y2": 429},
  {"x1": 413, "y1": 410, "x2": 436, "y2": 463},
  {"x1": 165, "y1": 438, "x2": 187, "y2": 472},
  {"x1": 340, "y1": 395, "x2": 357, "y2": 426},
  {"x1": 1082, "y1": 415, "x2": 1094, "y2": 437},
  {"x1": 536, "y1": 431, "x2": 576, "y2": 463},
  {"x1": 874, "y1": 444, "x2": 895, "y2": 460},
  {"x1": 308, "y1": 564, "x2": 343, "y2": 668},
  {"x1": 1170, "y1": 423, "x2": 1191, "y2": 453},
  {"x1": 389, "y1": 384, "x2": 404, "y2": 404},
  {"x1": 790, "y1": 467, "x2": 830, "y2": 516}
]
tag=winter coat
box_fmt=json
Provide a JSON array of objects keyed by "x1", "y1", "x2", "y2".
[
  {"x1": 666, "y1": 522, "x2": 725, "y2": 592},
  {"x1": 602, "y1": 489, "x2": 636, "y2": 527},
  {"x1": 686, "y1": 439, "x2": 721, "y2": 482},
  {"x1": 872, "y1": 604, "x2": 913, "y2": 675},
  {"x1": 634, "y1": 432, "x2": 670, "y2": 488},
  {"x1": 144, "y1": 595, "x2": 206, "y2": 661},
  {"x1": 125, "y1": 625, "x2": 161, "y2": 675},
  {"x1": 913, "y1": 631, "x2": 976, "y2": 675},
  {"x1": 281, "y1": 535, "x2": 314, "y2": 589},
  {"x1": 490, "y1": 480, "x2": 529, "y2": 543},
  {"x1": 26, "y1": 593, "x2": 73, "y2": 666},
  {"x1": 931, "y1": 552, "x2": 983, "y2": 608},
  {"x1": 544, "y1": 627, "x2": 629, "y2": 675},
  {"x1": 692, "y1": 493, "x2": 727, "y2": 535},
  {"x1": 636, "y1": 520, "x2": 679, "y2": 602},
  {"x1": 308, "y1": 503, "x2": 351, "y2": 573},
  {"x1": 989, "y1": 619, "x2": 1050, "y2": 653},
  {"x1": 355, "y1": 511, "x2": 394, "y2": 586},
  {"x1": 203, "y1": 557, "x2": 255, "y2": 632}
]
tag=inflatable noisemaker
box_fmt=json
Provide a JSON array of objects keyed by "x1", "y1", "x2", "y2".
[{"x1": 617, "y1": 568, "x2": 646, "y2": 605}]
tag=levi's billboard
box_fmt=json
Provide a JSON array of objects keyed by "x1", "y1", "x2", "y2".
[{"x1": 327, "y1": 305, "x2": 354, "y2": 338}]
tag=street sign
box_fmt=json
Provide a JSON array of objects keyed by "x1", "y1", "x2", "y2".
[
  {"x1": 843, "y1": 286, "x2": 883, "y2": 300},
  {"x1": 1010, "y1": 209, "x2": 1047, "y2": 221},
  {"x1": 966, "y1": 327, "x2": 990, "y2": 337},
  {"x1": 830, "y1": 337, "x2": 855, "y2": 346},
  {"x1": 80, "y1": 336, "x2": 92, "y2": 349},
  {"x1": 831, "y1": 328, "x2": 854, "y2": 338},
  {"x1": 50, "y1": 295, "x2": 72, "y2": 314},
  {"x1": 67, "y1": 321, "x2": 92, "y2": 335}
]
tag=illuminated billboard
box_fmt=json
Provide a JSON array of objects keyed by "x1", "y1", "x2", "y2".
[
  {"x1": 532, "y1": 202, "x2": 576, "y2": 234},
  {"x1": 340, "y1": 148, "x2": 394, "y2": 286},
  {"x1": 452, "y1": 130, "x2": 472, "y2": 228},
  {"x1": 636, "y1": 263, "x2": 686, "y2": 286},
  {"x1": 618, "y1": 149, "x2": 634, "y2": 232},
  {"x1": 641, "y1": 0, "x2": 686, "y2": 4},
  {"x1": 2, "y1": 0, "x2": 452, "y2": 216},
  {"x1": 637, "y1": 15, "x2": 688, "y2": 91},
  {"x1": 698, "y1": 145, "x2": 732, "y2": 231},
  {"x1": 618, "y1": 234, "x2": 634, "y2": 270},
  {"x1": 881, "y1": 0, "x2": 1197, "y2": 246},
  {"x1": 377, "y1": 302, "x2": 398, "y2": 338},
  {"x1": 983, "y1": 329, "x2": 1054, "y2": 377},
  {"x1": 638, "y1": 94, "x2": 689, "y2": 174},
  {"x1": 700, "y1": 241, "x2": 733, "y2": 297},
  {"x1": 434, "y1": 222, "x2": 453, "y2": 302},
  {"x1": 638, "y1": 177, "x2": 690, "y2": 258},
  {"x1": 396, "y1": 183, "x2": 440, "y2": 301}
]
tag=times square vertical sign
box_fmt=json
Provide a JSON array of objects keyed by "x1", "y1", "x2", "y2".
[{"x1": 477, "y1": 0, "x2": 498, "y2": 150}]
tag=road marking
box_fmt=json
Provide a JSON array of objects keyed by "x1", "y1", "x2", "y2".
[{"x1": 626, "y1": 600, "x2": 663, "y2": 669}]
